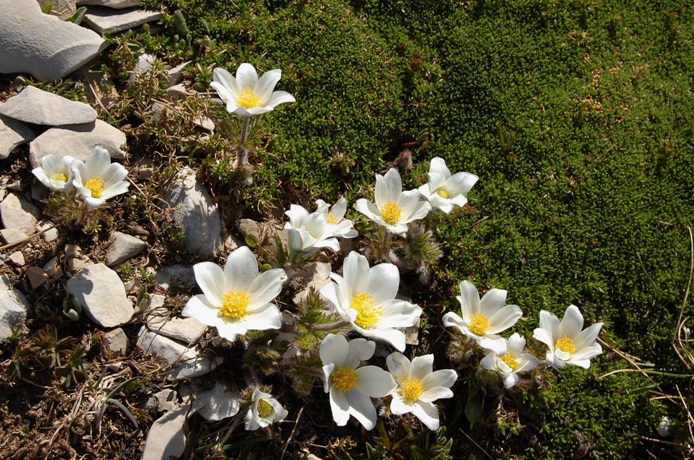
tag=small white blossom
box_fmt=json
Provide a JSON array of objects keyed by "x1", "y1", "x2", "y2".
[
  {"x1": 320, "y1": 334, "x2": 396, "y2": 430},
  {"x1": 315, "y1": 198, "x2": 358, "y2": 239},
  {"x1": 480, "y1": 333, "x2": 540, "y2": 388},
  {"x1": 418, "y1": 157, "x2": 478, "y2": 214},
  {"x1": 70, "y1": 147, "x2": 129, "y2": 208},
  {"x1": 210, "y1": 63, "x2": 295, "y2": 118},
  {"x1": 245, "y1": 388, "x2": 288, "y2": 431},
  {"x1": 32, "y1": 154, "x2": 76, "y2": 192},
  {"x1": 181, "y1": 246, "x2": 287, "y2": 342},
  {"x1": 320, "y1": 251, "x2": 422, "y2": 352},
  {"x1": 284, "y1": 204, "x2": 340, "y2": 253},
  {"x1": 355, "y1": 168, "x2": 431, "y2": 234},
  {"x1": 442, "y1": 280, "x2": 522, "y2": 355},
  {"x1": 533, "y1": 305, "x2": 603, "y2": 369},
  {"x1": 387, "y1": 353, "x2": 457, "y2": 430}
]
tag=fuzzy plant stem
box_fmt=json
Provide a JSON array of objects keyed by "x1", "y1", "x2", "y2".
[
  {"x1": 310, "y1": 320, "x2": 351, "y2": 332},
  {"x1": 235, "y1": 116, "x2": 251, "y2": 169}
]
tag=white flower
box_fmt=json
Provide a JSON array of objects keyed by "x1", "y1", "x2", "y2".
[
  {"x1": 320, "y1": 251, "x2": 422, "y2": 352},
  {"x1": 245, "y1": 388, "x2": 288, "y2": 431},
  {"x1": 442, "y1": 281, "x2": 522, "y2": 355},
  {"x1": 533, "y1": 305, "x2": 603, "y2": 369},
  {"x1": 315, "y1": 198, "x2": 358, "y2": 239},
  {"x1": 210, "y1": 63, "x2": 295, "y2": 118},
  {"x1": 32, "y1": 154, "x2": 76, "y2": 192},
  {"x1": 355, "y1": 168, "x2": 431, "y2": 234},
  {"x1": 181, "y1": 246, "x2": 287, "y2": 342},
  {"x1": 418, "y1": 157, "x2": 478, "y2": 214},
  {"x1": 480, "y1": 333, "x2": 540, "y2": 388},
  {"x1": 386, "y1": 352, "x2": 457, "y2": 430},
  {"x1": 320, "y1": 334, "x2": 396, "y2": 430},
  {"x1": 70, "y1": 147, "x2": 129, "y2": 208},
  {"x1": 284, "y1": 204, "x2": 340, "y2": 253}
]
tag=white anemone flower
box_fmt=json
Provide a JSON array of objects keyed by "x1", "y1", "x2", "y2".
[
  {"x1": 181, "y1": 246, "x2": 287, "y2": 341},
  {"x1": 418, "y1": 157, "x2": 478, "y2": 214},
  {"x1": 245, "y1": 388, "x2": 288, "y2": 431},
  {"x1": 320, "y1": 334, "x2": 396, "y2": 430},
  {"x1": 442, "y1": 281, "x2": 522, "y2": 355},
  {"x1": 386, "y1": 352, "x2": 457, "y2": 430},
  {"x1": 32, "y1": 154, "x2": 77, "y2": 192},
  {"x1": 320, "y1": 251, "x2": 422, "y2": 352},
  {"x1": 70, "y1": 147, "x2": 129, "y2": 208},
  {"x1": 480, "y1": 333, "x2": 540, "y2": 388},
  {"x1": 316, "y1": 198, "x2": 358, "y2": 239},
  {"x1": 533, "y1": 305, "x2": 603, "y2": 369},
  {"x1": 284, "y1": 204, "x2": 340, "y2": 253},
  {"x1": 210, "y1": 63, "x2": 295, "y2": 117},
  {"x1": 355, "y1": 168, "x2": 431, "y2": 234}
]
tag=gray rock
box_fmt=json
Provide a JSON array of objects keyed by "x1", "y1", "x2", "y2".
[
  {"x1": 0, "y1": 0, "x2": 108, "y2": 81},
  {"x1": 147, "y1": 306, "x2": 207, "y2": 346},
  {"x1": 83, "y1": 7, "x2": 163, "y2": 35},
  {"x1": 0, "y1": 193, "x2": 39, "y2": 234},
  {"x1": 66, "y1": 263, "x2": 134, "y2": 328},
  {"x1": 193, "y1": 382, "x2": 240, "y2": 422},
  {"x1": 165, "y1": 83, "x2": 194, "y2": 100},
  {"x1": 166, "y1": 61, "x2": 190, "y2": 87},
  {"x1": 37, "y1": 0, "x2": 77, "y2": 20},
  {"x1": 128, "y1": 53, "x2": 157, "y2": 88},
  {"x1": 292, "y1": 261, "x2": 333, "y2": 305},
  {"x1": 0, "y1": 115, "x2": 35, "y2": 159},
  {"x1": 164, "y1": 168, "x2": 222, "y2": 258},
  {"x1": 37, "y1": 221, "x2": 59, "y2": 243},
  {"x1": 136, "y1": 326, "x2": 222, "y2": 380},
  {"x1": 144, "y1": 389, "x2": 178, "y2": 413},
  {"x1": 140, "y1": 405, "x2": 188, "y2": 460},
  {"x1": 0, "y1": 228, "x2": 27, "y2": 245},
  {"x1": 155, "y1": 264, "x2": 196, "y2": 290},
  {"x1": 65, "y1": 244, "x2": 92, "y2": 274},
  {"x1": 26, "y1": 266, "x2": 48, "y2": 288},
  {"x1": 102, "y1": 327, "x2": 128, "y2": 354},
  {"x1": 77, "y1": 0, "x2": 141, "y2": 8},
  {"x1": 43, "y1": 256, "x2": 62, "y2": 278},
  {"x1": 29, "y1": 120, "x2": 127, "y2": 167},
  {"x1": 237, "y1": 219, "x2": 261, "y2": 240},
  {"x1": 0, "y1": 86, "x2": 97, "y2": 126},
  {"x1": 0, "y1": 276, "x2": 29, "y2": 341},
  {"x1": 8, "y1": 251, "x2": 25, "y2": 267},
  {"x1": 105, "y1": 231, "x2": 147, "y2": 266}
]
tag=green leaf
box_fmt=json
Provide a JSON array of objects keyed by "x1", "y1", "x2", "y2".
[
  {"x1": 464, "y1": 391, "x2": 483, "y2": 427},
  {"x1": 245, "y1": 233, "x2": 258, "y2": 248},
  {"x1": 66, "y1": 6, "x2": 87, "y2": 25}
]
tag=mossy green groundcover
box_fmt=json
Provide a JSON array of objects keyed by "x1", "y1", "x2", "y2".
[{"x1": 9, "y1": 0, "x2": 692, "y2": 458}]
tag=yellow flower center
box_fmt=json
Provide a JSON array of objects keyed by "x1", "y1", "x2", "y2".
[
  {"x1": 256, "y1": 399, "x2": 275, "y2": 418},
  {"x1": 332, "y1": 367, "x2": 358, "y2": 392},
  {"x1": 381, "y1": 202, "x2": 402, "y2": 225},
  {"x1": 237, "y1": 86, "x2": 261, "y2": 109},
  {"x1": 52, "y1": 173, "x2": 68, "y2": 183},
  {"x1": 399, "y1": 378, "x2": 425, "y2": 404},
  {"x1": 436, "y1": 189, "x2": 449, "y2": 199},
  {"x1": 351, "y1": 293, "x2": 382, "y2": 329},
  {"x1": 555, "y1": 336, "x2": 576, "y2": 355},
  {"x1": 85, "y1": 177, "x2": 104, "y2": 198},
  {"x1": 501, "y1": 353, "x2": 518, "y2": 371},
  {"x1": 469, "y1": 313, "x2": 490, "y2": 336},
  {"x1": 326, "y1": 213, "x2": 338, "y2": 225},
  {"x1": 219, "y1": 290, "x2": 250, "y2": 320}
]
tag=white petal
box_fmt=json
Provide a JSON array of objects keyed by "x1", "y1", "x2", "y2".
[
  {"x1": 479, "y1": 288, "x2": 507, "y2": 317},
  {"x1": 357, "y1": 327, "x2": 406, "y2": 351},
  {"x1": 382, "y1": 169, "x2": 402, "y2": 204},
  {"x1": 558, "y1": 305, "x2": 584, "y2": 339},
  {"x1": 253, "y1": 69, "x2": 281, "y2": 103},
  {"x1": 355, "y1": 366, "x2": 396, "y2": 397},
  {"x1": 574, "y1": 322, "x2": 603, "y2": 349},
  {"x1": 379, "y1": 299, "x2": 421, "y2": 327},
  {"x1": 236, "y1": 306, "x2": 282, "y2": 331},
  {"x1": 345, "y1": 390, "x2": 377, "y2": 430},
  {"x1": 429, "y1": 157, "x2": 451, "y2": 179},
  {"x1": 330, "y1": 198, "x2": 348, "y2": 219},
  {"x1": 366, "y1": 263, "x2": 399, "y2": 303},
  {"x1": 193, "y1": 262, "x2": 227, "y2": 306},
  {"x1": 480, "y1": 352, "x2": 497, "y2": 370},
  {"x1": 345, "y1": 338, "x2": 375, "y2": 367},
  {"x1": 224, "y1": 246, "x2": 259, "y2": 291},
  {"x1": 329, "y1": 388, "x2": 351, "y2": 426},
  {"x1": 442, "y1": 311, "x2": 465, "y2": 331},
  {"x1": 486, "y1": 304, "x2": 522, "y2": 334},
  {"x1": 265, "y1": 90, "x2": 296, "y2": 109},
  {"x1": 445, "y1": 172, "x2": 478, "y2": 197},
  {"x1": 409, "y1": 355, "x2": 434, "y2": 380},
  {"x1": 410, "y1": 401, "x2": 440, "y2": 430},
  {"x1": 419, "y1": 386, "x2": 454, "y2": 403},
  {"x1": 538, "y1": 310, "x2": 559, "y2": 339},
  {"x1": 235, "y1": 63, "x2": 258, "y2": 89},
  {"x1": 181, "y1": 294, "x2": 218, "y2": 326},
  {"x1": 426, "y1": 172, "x2": 446, "y2": 195},
  {"x1": 343, "y1": 251, "x2": 370, "y2": 298},
  {"x1": 421, "y1": 369, "x2": 457, "y2": 390},
  {"x1": 478, "y1": 336, "x2": 508, "y2": 355},
  {"x1": 213, "y1": 67, "x2": 240, "y2": 98},
  {"x1": 503, "y1": 374, "x2": 520, "y2": 389},
  {"x1": 385, "y1": 352, "x2": 411, "y2": 384},
  {"x1": 320, "y1": 334, "x2": 349, "y2": 368},
  {"x1": 246, "y1": 268, "x2": 286, "y2": 309},
  {"x1": 506, "y1": 333, "x2": 527, "y2": 356},
  {"x1": 533, "y1": 327, "x2": 554, "y2": 349}
]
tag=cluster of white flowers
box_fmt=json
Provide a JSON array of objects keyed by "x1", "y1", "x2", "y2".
[
  {"x1": 32, "y1": 146, "x2": 130, "y2": 208},
  {"x1": 442, "y1": 280, "x2": 603, "y2": 387},
  {"x1": 284, "y1": 198, "x2": 357, "y2": 254}
]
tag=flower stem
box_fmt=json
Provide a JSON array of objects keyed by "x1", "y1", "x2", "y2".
[{"x1": 309, "y1": 321, "x2": 350, "y2": 332}]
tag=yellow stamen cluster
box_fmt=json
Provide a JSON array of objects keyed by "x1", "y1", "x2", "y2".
[
  {"x1": 436, "y1": 189, "x2": 449, "y2": 199},
  {"x1": 256, "y1": 399, "x2": 275, "y2": 418},
  {"x1": 52, "y1": 173, "x2": 68, "y2": 183},
  {"x1": 469, "y1": 313, "x2": 490, "y2": 336},
  {"x1": 501, "y1": 353, "x2": 518, "y2": 371},
  {"x1": 332, "y1": 367, "x2": 358, "y2": 392},
  {"x1": 85, "y1": 177, "x2": 104, "y2": 198},
  {"x1": 237, "y1": 86, "x2": 261, "y2": 109},
  {"x1": 219, "y1": 290, "x2": 250, "y2": 320},
  {"x1": 351, "y1": 293, "x2": 382, "y2": 329},
  {"x1": 380, "y1": 202, "x2": 402, "y2": 225},
  {"x1": 399, "y1": 378, "x2": 425, "y2": 404},
  {"x1": 555, "y1": 336, "x2": 576, "y2": 355},
  {"x1": 326, "y1": 213, "x2": 338, "y2": 225}
]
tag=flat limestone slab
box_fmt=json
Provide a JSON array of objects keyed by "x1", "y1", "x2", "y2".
[
  {"x1": 0, "y1": 86, "x2": 97, "y2": 126},
  {"x1": 0, "y1": 115, "x2": 35, "y2": 159},
  {"x1": 83, "y1": 7, "x2": 163, "y2": 34}
]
